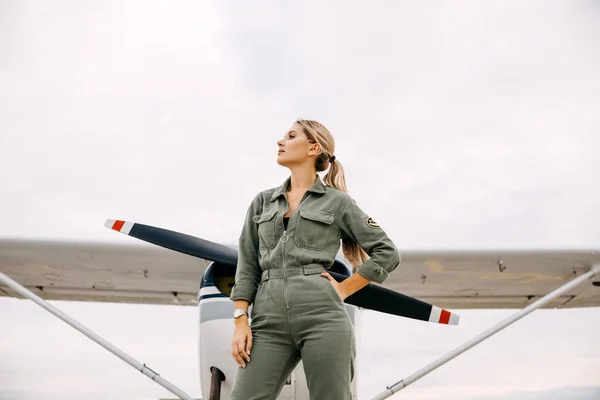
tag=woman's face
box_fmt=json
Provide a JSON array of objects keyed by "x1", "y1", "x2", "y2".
[{"x1": 276, "y1": 123, "x2": 319, "y2": 167}]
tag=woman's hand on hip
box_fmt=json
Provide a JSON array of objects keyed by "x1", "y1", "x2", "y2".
[
  {"x1": 231, "y1": 318, "x2": 252, "y2": 368},
  {"x1": 321, "y1": 272, "x2": 349, "y2": 301}
]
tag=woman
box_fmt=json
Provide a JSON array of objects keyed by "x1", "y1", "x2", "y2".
[{"x1": 229, "y1": 120, "x2": 401, "y2": 399}]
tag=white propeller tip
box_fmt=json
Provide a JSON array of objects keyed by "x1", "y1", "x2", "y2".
[{"x1": 449, "y1": 313, "x2": 460, "y2": 325}]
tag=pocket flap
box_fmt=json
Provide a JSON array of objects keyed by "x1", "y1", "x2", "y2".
[
  {"x1": 299, "y1": 209, "x2": 334, "y2": 225},
  {"x1": 253, "y1": 211, "x2": 277, "y2": 224}
]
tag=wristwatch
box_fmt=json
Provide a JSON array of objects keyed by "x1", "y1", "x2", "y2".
[{"x1": 233, "y1": 309, "x2": 249, "y2": 319}]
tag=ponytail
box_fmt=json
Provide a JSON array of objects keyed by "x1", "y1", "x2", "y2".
[
  {"x1": 323, "y1": 157, "x2": 346, "y2": 192},
  {"x1": 296, "y1": 119, "x2": 369, "y2": 271},
  {"x1": 324, "y1": 158, "x2": 369, "y2": 271}
]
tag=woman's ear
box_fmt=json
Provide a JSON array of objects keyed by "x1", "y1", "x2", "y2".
[{"x1": 307, "y1": 142, "x2": 321, "y2": 156}]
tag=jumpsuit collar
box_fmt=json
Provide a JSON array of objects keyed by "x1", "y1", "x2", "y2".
[{"x1": 270, "y1": 175, "x2": 326, "y2": 202}]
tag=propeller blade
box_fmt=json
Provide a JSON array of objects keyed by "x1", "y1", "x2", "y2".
[
  {"x1": 105, "y1": 219, "x2": 459, "y2": 325},
  {"x1": 328, "y1": 271, "x2": 459, "y2": 325},
  {"x1": 104, "y1": 219, "x2": 237, "y2": 265}
]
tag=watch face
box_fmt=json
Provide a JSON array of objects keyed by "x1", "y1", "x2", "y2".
[{"x1": 234, "y1": 309, "x2": 247, "y2": 318}]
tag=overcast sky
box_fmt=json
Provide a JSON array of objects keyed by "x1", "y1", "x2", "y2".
[{"x1": 1, "y1": 0, "x2": 599, "y2": 399}]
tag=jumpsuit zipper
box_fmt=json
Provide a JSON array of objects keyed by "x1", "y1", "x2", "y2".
[
  {"x1": 281, "y1": 191, "x2": 309, "y2": 310},
  {"x1": 281, "y1": 230, "x2": 289, "y2": 309}
]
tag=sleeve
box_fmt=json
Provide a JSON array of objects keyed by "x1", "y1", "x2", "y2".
[
  {"x1": 338, "y1": 196, "x2": 401, "y2": 284},
  {"x1": 229, "y1": 195, "x2": 262, "y2": 304}
]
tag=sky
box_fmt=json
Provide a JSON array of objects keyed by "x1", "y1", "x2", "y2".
[{"x1": 1, "y1": 0, "x2": 599, "y2": 399}]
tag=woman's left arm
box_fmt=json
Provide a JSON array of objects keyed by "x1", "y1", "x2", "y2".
[{"x1": 323, "y1": 196, "x2": 401, "y2": 299}]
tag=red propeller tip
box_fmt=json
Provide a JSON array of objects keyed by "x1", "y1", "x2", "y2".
[
  {"x1": 104, "y1": 219, "x2": 134, "y2": 235},
  {"x1": 429, "y1": 306, "x2": 460, "y2": 325}
]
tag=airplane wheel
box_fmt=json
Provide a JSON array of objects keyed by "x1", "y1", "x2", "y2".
[{"x1": 209, "y1": 366, "x2": 225, "y2": 400}]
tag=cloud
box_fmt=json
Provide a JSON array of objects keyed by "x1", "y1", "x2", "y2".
[
  {"x1": 215, "y1": 0, "x2": 600, "y2": 249},
  {"x1": 1, "y1": 0, "x2": 599, "y2": 250}
]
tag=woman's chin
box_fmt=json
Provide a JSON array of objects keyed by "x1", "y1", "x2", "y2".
[{"x1": 276, "y1": 155, "x2": 288, "y2": 166}]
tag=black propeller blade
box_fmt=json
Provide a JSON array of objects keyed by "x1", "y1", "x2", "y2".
[
  {"x1": 104, "y1": 219, "x2": 238, "y2": 265},
  {"x1": 105, "y1": 219, "x2": 459, "y2": 325},
  {"x1": 326, "y1": 270, "x2": 451, "y2": 322}
]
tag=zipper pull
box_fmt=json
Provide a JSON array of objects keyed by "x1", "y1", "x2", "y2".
[{"x1": 280, "y1": 230, "x2": 289, "y2": 243}]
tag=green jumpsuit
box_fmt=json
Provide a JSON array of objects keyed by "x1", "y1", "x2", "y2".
[{"x1": 229, "y1": 176, "x2": 400, "y2": 400}]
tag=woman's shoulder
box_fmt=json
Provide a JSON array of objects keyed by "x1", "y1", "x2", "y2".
[
  {"x1": 323, "y1": 185, "x2": 353, "y2": 204},
  {"x1": 247, "y1": 185, "x2": 281, "y2": 206}
]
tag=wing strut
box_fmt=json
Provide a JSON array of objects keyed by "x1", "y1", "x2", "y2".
[
  {"x1": 371, "y1": 263, "x2": 600, "y2": 400},
  {"x1": 0, "y1": 272, "x2": 197, "y2": 400}
]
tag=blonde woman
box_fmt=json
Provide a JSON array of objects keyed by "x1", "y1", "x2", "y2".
[{"x1": 229, "y1": 120, "x2": 401, "y2": 399}]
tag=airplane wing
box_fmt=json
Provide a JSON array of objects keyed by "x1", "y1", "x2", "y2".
[
  {"x1": 380, "y1": 249, "x2": 600, "y2": 309},
  {"x1": 0, "y1": 238, "x2": 208, "y2": 306},
  {"x1": 1, "y1": 238, "x2": 598, "y2": 309}
]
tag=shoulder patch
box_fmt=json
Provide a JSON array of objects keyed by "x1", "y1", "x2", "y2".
[{"x1": 366, "y1": 217, "x2": 380, "y2": 228}]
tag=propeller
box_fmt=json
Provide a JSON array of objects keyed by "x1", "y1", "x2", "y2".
[{"x1": 105, "y1": 219, "x2": 459, "y2": 325}]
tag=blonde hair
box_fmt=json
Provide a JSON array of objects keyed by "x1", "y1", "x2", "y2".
[{"x1": 296, "y1": 119, "x2": 369, "y2": 271}]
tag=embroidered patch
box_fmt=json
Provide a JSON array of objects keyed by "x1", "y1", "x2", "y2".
[{"x1": 366, "y1": 217, "x2": 380, "y2": 228}]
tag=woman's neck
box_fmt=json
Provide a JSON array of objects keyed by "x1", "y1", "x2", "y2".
[{"x1": 288, "y1": 167, "x2": 317, "y2": 192}]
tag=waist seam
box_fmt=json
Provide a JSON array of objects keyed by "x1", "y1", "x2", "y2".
[{"x1": 261, "y1": 264, "x2": 326, "y2": 282}]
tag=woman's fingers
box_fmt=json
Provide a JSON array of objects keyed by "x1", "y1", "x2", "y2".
[
  {"x1": 231, "y1": 339, "x2": 245, "y2": 367},
  {"x1": 231, "y1": 327, "x2": 252, "y2": 368},
  {"x1": 239, "y1": 336, "x2": 251, "y2": 363},
  {"x1": 320, "y1": 272, "x2": 333, "y2": 282},
  {"x1": 246, "y1": 331, "x2": 253, "y2": 358},
  {"x1": 237, "y1": 339, "x2": 249, "y2": 367},
  {"x1": 231, "y1": 343, "x2": 243, "y2": 367},
  {"x1": 231, "y1": 337, "x2": 249, "y2": 367},
  {"x1": 321, "y1": 272, "x2": 345, "y2": 300}
]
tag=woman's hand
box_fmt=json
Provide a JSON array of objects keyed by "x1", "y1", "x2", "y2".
[
  {"x1": 321, "y1": 271, "x2": 371, "y2": 301},
  {"x1": 321, "y1": 272, "x2": 349, "y2": 301},
  {"x1": 231, "y1": 318, "x2": 252, "y2": 368}
]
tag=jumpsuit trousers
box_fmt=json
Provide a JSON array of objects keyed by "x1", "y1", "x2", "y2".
[{"x1": 229, "y1": 264, "x2": 356, "y2": 400}]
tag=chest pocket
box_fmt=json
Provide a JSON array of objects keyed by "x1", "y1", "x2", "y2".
[
  {"x1": 294, "y1": 209, "x2": 335, "y2": 250},
  {"x1": 253, "y1": 211, "x2": 277, "y2": 249}
]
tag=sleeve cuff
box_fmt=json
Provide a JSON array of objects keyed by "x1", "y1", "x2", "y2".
[
  {"x1": 229, "y1": 284, "x2": 258, "y2": 304},
  {"x1": 356, "y1": 259, "x2": 389, "y2": 284}
]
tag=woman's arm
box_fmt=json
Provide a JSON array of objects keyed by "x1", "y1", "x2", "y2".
[
  {"x1": 230, "y1": 195, "x2": 262, "y2": 368},
  {"x1": 335, "y1": 196, "x2": 401, "y2": 294},
  {"x1": 231, "y1": 299, "x2": 252, "y2": 367},
  {"x1": 229, "y1": 195, "x2": 262, "y2": 305},
  {"x1": 322, "y1": 271, "x2": 371, "y2": 300}
]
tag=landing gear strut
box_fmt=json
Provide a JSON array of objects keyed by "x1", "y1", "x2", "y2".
[
  {"x1": 371, "y1": 263, "x2": 600, "y2": 399},
  {"x1": 209, "y1": 366, "x2": 225, "y2": 400},
  {"x1": 0, "y1": 272, "x2": 196, "y2": 399}
]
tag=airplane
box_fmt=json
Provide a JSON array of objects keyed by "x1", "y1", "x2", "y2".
[{"x1": 1, "y1": 219, "x2": 599, "y2": 400}]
